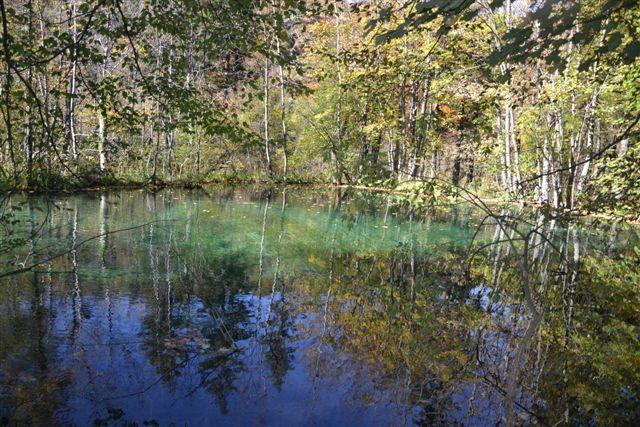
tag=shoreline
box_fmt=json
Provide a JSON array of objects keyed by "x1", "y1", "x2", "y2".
[
  {"x1": 4, "y1": 179, "x2": 638, "y2": 225},
  {"x1": 334, "y1": 183, "x2": 640, "y2": 225}
]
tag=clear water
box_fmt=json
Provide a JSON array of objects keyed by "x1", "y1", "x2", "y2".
[{"x1": 0, "y1": 186, "x2": 638, "y2": 425}]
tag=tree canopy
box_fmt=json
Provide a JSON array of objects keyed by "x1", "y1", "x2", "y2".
[{"x1": 0, "y1": 0, "x2": 637, "y2": 217}]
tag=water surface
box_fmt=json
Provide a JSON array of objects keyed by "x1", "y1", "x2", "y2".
[{"x1": 1, "y1": 186, "x2": 638, "y2": 425}]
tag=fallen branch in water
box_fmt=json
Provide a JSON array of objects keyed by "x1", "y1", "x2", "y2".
[{"x1": 0, "y1": 219, "x2": 176, "y2": 279}]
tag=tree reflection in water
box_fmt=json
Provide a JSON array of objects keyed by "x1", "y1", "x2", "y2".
[{"x1": 0, "y1": 187, "x2": 638, "y2": 425}]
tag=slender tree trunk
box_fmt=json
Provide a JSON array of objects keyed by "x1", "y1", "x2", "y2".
[
  {"x1": 453, "y1": 112, "x2": 464, "y2": 186},
  {"x1": 509, "y1": 106, "x2": 521, "y2": 189},
  {"x1": 165, "y1": 47, "x2": 175, "y2": 178},
  {"x1": 541, "y1": 132, "x2": 550, "y2": 203},
  {"x1": 554, "y1": 107, "x2": 564, "y2": 209},
  {"x1": 333, "y1": 0, "x2": 343, "y2": 185},
  {"x1": 98, "y1": 107, "x2": 106, "y2": 172},
  {"x1": 411, "y1": 78, "x2": 430, "y2": 178},
  {"x1": 0, "y1": 0, "x2": 16, "y2": 180},
  {"x1": 151, "y1": 34, "x2": 162, "y2": 184},
  {"x1": 275, "y1": 36, "x2": 288, "y2": 179},
  {"x1": 263, "y1": 56, "x2": 272, "y2": 176},
  {"x1": 25, "y1": 0, "x2": 34, "y2": 186},
  {"x1": 66, "y1": 0, "x2": 78, "y2": 160},
  {"x1": 503, "y1": 104, "x2": 513, "y2": 192}
]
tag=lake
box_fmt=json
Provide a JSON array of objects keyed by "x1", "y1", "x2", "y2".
[{"x1": 0, "y1": 186, "x2": 638, "y2": 426}]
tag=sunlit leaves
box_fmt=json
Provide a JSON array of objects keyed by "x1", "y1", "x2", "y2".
[{"x1": 375, "y1": 0, "x2": 640, "y2": 73}]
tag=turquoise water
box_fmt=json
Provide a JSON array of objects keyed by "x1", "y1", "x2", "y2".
[{"x1": 0, "y1": 186, "x2": 638, "y2": 425}]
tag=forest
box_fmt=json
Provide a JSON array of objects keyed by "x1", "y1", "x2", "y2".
[{"x1": 0, "y1": 0, "x2": 637, "y2": 216}]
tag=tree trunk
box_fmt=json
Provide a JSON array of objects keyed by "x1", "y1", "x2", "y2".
[
  {"x1": 66, "y1": 0, "x2": 78, "y2": 160},
  {"x1": 263, "y1": 57, "x2": 272, "y2": 176},
  {"x1": 275, "y1": 36, "x2": 288, "y2": 179},
  {"x1": 333, "y1": 0, "x2": 344, "y2": 184},
  {"x1": 98, "y1": 108, "x2": 106, "y2": 172},
  {"x1": 0, "y1": 0, "x2": 16, "y2": 179}
]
